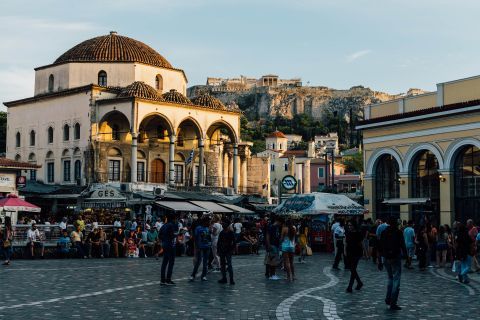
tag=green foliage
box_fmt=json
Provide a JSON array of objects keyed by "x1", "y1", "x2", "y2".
[{"x1": 342, "y1": 152, "x2": 363, "y2": 173}]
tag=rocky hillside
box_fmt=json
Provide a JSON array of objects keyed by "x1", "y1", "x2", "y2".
[{"x1": 187, "y1": 84, "x2": 413, "y2": 120}]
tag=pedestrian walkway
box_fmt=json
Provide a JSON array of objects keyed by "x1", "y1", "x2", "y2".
[{"x1": 0, "y1": 254, "x2": 477, "y2": 319}]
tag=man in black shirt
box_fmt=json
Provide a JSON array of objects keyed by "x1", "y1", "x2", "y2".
[
  {"x1": 112, "y1": 227, "x2": 126, "y2": 258},
  {"x1": 86, "y1": 228, "x2": 102, "y2": 258},
  {"x1": 378, "y1": 217, "x2": 407, "y2": 311},
  {"x1": 160, "y1": 213, "x2": 178, "y2": 286},
  {"x1": 217, "y1": 218, "x2": 235, "y2": 285}
]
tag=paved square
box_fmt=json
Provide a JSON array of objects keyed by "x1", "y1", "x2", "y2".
[{"x1": 0, "y1": 254, "x2": 478, "y2": 319}]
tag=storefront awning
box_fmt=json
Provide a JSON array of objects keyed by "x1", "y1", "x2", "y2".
[
  {"x1": 382, "y1": 198, "x2": 430, "y2": 205},
  {"x1": 155, "y1": 201, "x2": 208, "y2": 213},
  {"x1": 189, "y1": 201, "x2": 234, "y2": 214},
  {"x1": 218, "y1": 203, "x2": 254, "y2": 214}
]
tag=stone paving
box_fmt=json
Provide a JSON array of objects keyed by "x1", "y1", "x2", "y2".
[{"x1": 0, "y1": 253, "x2": 479, "y2": 319}]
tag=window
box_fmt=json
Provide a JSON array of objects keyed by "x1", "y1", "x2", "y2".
[
  {"x1": 48, "y1": 74, "x2": 54, "y2": 92},
  {"x1": 156, "y1": 126, "x2": 165, "y2": 139},
  {"x1": 174, "y1": 164, "x2": 184, "y2": 183},
  {"x1": 155, "y1": 74, "x2": 163, "y2": 91},
  {"x1": 74, "y1": 123, "x2": 80, "y2": 140},
  {"x1": 15, "y1": 132, "x2": 20, "y2": 148},
  {"x1": 270, "y1": 164, "x2": 275, "y2": 172},
  {"x1": 63, "y1": 124, "x2": 70, "y2": 141},
  {"x1": 108, "y1": 159, "x2": 121, "y2": 181},
  {"x1": 284, "y1": 163, "x2": 288, "y2": 171},
  {"x1": 74, "y1": 160, "x2": 81, "y2": 181},
  {"x1": 15, "y1": 154, "x2": 21, "y2": 162},
  {"x1": 48, "y1": 127, "x2": 54, "y2": 144},
  {"x1": 318, "y1": 167, "x2": 324, "y2": 178},
  {"x1": 98, "y1": 70, "x2": 107, "y2": 86},
  {"x1": 112, "y1": 124, "x2": 120, "y2": 141},
  {"x1": 279, "y1": 143, "x2": 282, "y2": 150},
  {"x1": 137, "y1": 161, "x2": 145, "y2": 182},
  {"x1": 47, "y1": 162, "x2": 54, "y2": 183},
  {"x1": 30, "y1": 170, "x2": 37, "y2": 181},
  {"x1": 63, "y1": 160, "x2": 71, "y2": 182},
  {"x1": 272, "y1": 143, "x2": 276, "y2": 150},
  {"x1": 30, "y1": 130, "x2": 35, "y2": 146},
  {"x1": 176, "y1": 133, "x2": 184, "y2": 147}
]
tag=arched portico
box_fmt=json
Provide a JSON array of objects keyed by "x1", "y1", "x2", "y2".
[
  {"x1": 366, "y1": 148, "x2": 404, "y2": 176},
  {"x1": 177, "y1": 117, "x2": 204, "y2": 186}
]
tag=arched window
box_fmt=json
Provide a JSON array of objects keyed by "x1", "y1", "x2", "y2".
[
  {"x1": 29, "y1": 130, "x2": 36, "y2": 146},
  {"x1": 48, "y1": 74, "x2": 54, "y2": 92},
  {"x1": 98, "y1": 70, "x2": 107, "y2": 86},
  {"x1": 74, "y1": 123, "x2": 80, "y2": 140},
  {"x1": 63, "y1": 124, "x2": 70, "y2": 141},
  {"x1": 374, "y1": 154, "x2": 400, "y2": 221},
  {"x1": 454, "y1": 145, "x2": 480, "y2": 223},
  {"x1": 15, "y1": 132, "x2": 21, "y2": 148},
  {"x1": 155, "y1": 74, "x2": 163, "y2": 92},
  {"x1": 48, "y1": 127, "x2": 54, "y2": 144},
  {"x1": 112, "y1": 124, "x2": 120, "y2": 141},
  {"x1": 14, "y1": 154, "x2": 21, "y2": 162}
]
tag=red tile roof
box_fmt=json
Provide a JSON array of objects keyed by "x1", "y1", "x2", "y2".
[
  {"x1": 267, "y1": 131, "x2": 287, "y2": 138},
  {"x1": 0, "y1": 158, "x2": 41, "y2": 169}
]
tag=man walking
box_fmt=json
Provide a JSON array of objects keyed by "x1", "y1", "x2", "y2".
[
  {"x1": 332, "y1": 220, "x2": 346, "y2": 270},
  {"x1": 190, "y1": 216, "x2": 212, "y2": 281},
  {"x1": 378, "y1": 217, "x2": 407, "y2": 311},
  {"x1": 403, "y1": 220, "x2": 415, "y2": 269},
  {"x1": 160, "y1": 213, "x2": 177, "y2": 286}
]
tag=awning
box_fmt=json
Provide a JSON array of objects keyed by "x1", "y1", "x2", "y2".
[
  {"x1": 189, "y1": 201, "x2": 234, "y2": 214},
  {"x1": 218, "y1": 203, "x2": 255, "y2": 214},
  {"x1": 382, "y1": 198, "x2": 430, "y2": 205},
  {"x1": 155, "y1": 201, "x2": 208, "y2": 213}
]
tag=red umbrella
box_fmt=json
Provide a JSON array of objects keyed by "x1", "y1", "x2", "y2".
[{"x1": 0, "y1": 194, "x2": 41, "y2": 212}]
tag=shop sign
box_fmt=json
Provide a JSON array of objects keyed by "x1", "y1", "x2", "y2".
[
  {"x1": 16, "y1": 176, "x2": 26, "y2": 188},
  {"x1": 281, "y1": 175, "x2": 297, "y2": 190},
  {"x1": 0, "y1": 173, "x2": 16, "y2": 192},
  {"x1": 89, "y1": 187, "x2": 124, "y2": 200}
]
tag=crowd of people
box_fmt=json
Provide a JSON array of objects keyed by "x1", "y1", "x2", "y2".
[{"x1": 331, "y1": 216, "x2": 480, "y2": 310}]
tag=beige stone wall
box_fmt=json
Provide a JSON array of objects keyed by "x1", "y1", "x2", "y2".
[
  {"x1": 444, "y1": 76, "x2": 480, "y2": 105},
  {"x1": 247, "y1": 156, "x2": 270, "y2": 197},
  {"x1": 370, "y1": 101, "x2": 398, "y2": 118},
  {"x1": 404, "y1": 92, "x2": 436, "y2": 112}
]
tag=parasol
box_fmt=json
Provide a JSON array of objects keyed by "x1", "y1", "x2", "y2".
[{"x1": 0, "y1": 194, "x2": 41, "y2": 212}]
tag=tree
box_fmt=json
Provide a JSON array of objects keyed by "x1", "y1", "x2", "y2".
[{"x1": 342, "y1": 152, "x2": 363, "y2": 173}]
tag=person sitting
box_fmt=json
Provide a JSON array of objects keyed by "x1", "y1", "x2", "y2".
[
  {"x1": 70, "y1": 226, "x2": 86, "y2": 259},
  {"x1": 112, "y1": 227, "x2": 126, "y2": 258},
  {"x1": 27, "y1": 223, "x2": 45, "y2": 259},
  {"x1": 57, "y1": 229, "x2": 72, "y2": 258},
  {"x1": 137, "y1": 226, "x2": 148, "y2": 258},
  {"x1": 236, "y1": 228, "x2": 253, "y2": 254},
  {"x1": 126, "y1": 230, "x2": 139, "y2": 258},
  {"x1": 146, "y1": 226, "x2": 159, "y2": 258},
  {"x1": 86, "y1": 228, "x2": 103, "y2": 258},
  {"x1": 246, "y1": 229, "x2": 259, "y2": 255},
  {"x1": 99, "y1": 227, "x2": 110, "y2": 258}
]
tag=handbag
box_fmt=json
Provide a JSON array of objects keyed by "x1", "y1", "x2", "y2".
[
  {"x1": 3, "y1": 240, "x2": 11, "y2": 248},
  {"x1": 306, "y1": 245, "x2": 313, "y2": 256}
]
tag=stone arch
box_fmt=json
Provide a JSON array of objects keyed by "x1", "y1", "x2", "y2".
[
  {"x1": 108, "y1": 147, "x2": 122, "y2": 157},
  {"x1": 28, "y1": 153, "x2": 36, "y2": 162},
  {"x1": 444, "y1": 138, "x2": 480, "y2": 170},
  {"x1": 366, "y1": 148, "x2": 404, "y2": 176},
  {"x1": 62, "y1": 149, "x2": 70, "y2": 157},
  {"x1": 177, "y1": 117, "x2": 204, "y2": 149},
  {"x1": 206, "y1": 120, "x2": 238, "y2": 145},
  {"x1": 46, "y1": 150, "x2": 54, "y2": 159},
  {"x1": 99, "y1": 110, "x2": 131, "y2": 142},
  {"x1": 138, "y1": 112, "x2": 174, "y2": 142},
  {"x1": 404, "y1": 143, "x2": 445, "y2": 172}
]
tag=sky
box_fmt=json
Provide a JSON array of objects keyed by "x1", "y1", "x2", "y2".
[{"x1": 1, "y1": 0, "x2": 480, "y2": 107}]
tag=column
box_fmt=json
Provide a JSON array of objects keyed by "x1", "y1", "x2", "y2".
[
  {"x1": 233, "y1": 143, "x2": 239, "y2": 193},
  {"x1": 439, "y1": 170, "x2": 454, "y2": 226},
  {"x1": 131, "y1": 132, "x2": 137, "y2": 183},
  {"x1": 241, "y1": 158, "x2": 247, "y2": 193},
  {"x1": 303, "y1": 159, "x2": 311, "y2": 194},
  {"x1": 198, "y1": 138, "x2": 204, "y2": 186},
  {"x1": 363, "y1": 174, "x2": 374, "y2": 220},
  {"x1": 398, "y1": 172, "x2": 410, "y2": 222},
  {"x1": 169, "y1": 134, "x2": 176, "y2": 187},
  {"x1": 223, "y1": 152, "x2": 229, "y2": 187}
]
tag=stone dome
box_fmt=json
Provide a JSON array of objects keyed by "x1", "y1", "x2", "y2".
[
  {"x1": 191, "y1": 93, "x2": 226, "y2": 110},
  {"x1": 54, "y1": 31, "x2": 173, "y2": 69},
  {"x1": 162, "y1": 89, "x2": 192, "y2": 105},
  {"x1": 118, "y1": 81, "x2": 163, "y2": 101}
]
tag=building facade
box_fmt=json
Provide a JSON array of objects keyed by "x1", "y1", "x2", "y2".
[
  {"x1": 358, "y1": 74, "x2": 480, "y2": 225},
  {"x1": 5, "y1": 32, "x2": 252, "y2": 194}
]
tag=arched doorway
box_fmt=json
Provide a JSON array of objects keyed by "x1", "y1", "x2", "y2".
[
  {"x1": 411, "y1": 150, "x2": 440, "y2": 225},
  {"x1": 150, "y1": 159, "x2": 166, "y2": 183},
  {"x1": 454, "y1": 145, "x2": 480, "y2": 223},
  {"x1": 374, "y1": 154, "x2": 400, "y2": 221}
]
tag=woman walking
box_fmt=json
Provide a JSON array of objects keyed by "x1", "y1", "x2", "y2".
[
  {"x1": 455, "y1": 223, "x2": 473, "y2": 283},
  {"x1": 436, "y1": 225, "x2": 448, "y2": 268},
  {"x1": 280, "y1": 220, "x2": 296, "y2": 282},
  {"x1": 416, "y1": 225, "x2": 429, "y2": 271},
  {"x1": 298, "y1": 222, "x2": 309, "y2": 263},
  {"x1": 1, "y1": 217, "x2": 13, "y2": 266},
  {"x1": 345, "y1": 220, "x2": 364, "y2": 292}
]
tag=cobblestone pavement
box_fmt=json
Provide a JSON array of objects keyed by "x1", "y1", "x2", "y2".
[{"x1": 0, "y1": 253, "x2": 479, "y2": 319}]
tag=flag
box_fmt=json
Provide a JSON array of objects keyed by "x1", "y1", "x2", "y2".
[{"x1": 185, "y1": 149, "x2": 194, "y2": 165}]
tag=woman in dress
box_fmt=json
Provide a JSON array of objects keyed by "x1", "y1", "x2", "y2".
[{"x1": 280, "y1": 219, "x2": 296, "y2": 281}]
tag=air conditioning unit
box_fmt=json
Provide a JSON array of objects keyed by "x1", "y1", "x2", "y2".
[
  {"x1": 153, "y1": 187, "x2": 164, "y2": 197},
  {"x1": 120, "y1": 183, "x2": 132, "y2": 193},
  {"x1": 225, "y1": 187, "x2": 234, "y2": 196}
]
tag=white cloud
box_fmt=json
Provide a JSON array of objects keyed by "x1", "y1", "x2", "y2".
[
  {"x1": 346, "y1": 49, "x2": 372, "y2": 63},
  {"x1": 0, "y1": 68, "x2": 35, "y2": 110}
]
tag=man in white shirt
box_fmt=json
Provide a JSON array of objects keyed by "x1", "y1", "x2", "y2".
[
  {"x1": 331, "y1": 219, "x2": 340, "y2": 256},
  {"x1": 155, "y1": 219, "x2": 164, "y2": 232},
  {"x1": 59, "y1": 217, "x2": 68, "y2": 230},
  {"x1": 27, "y1": 224, "x2": 44, "y2": 258},
  {"x1": 332, "y1": 220, "x2": 346, "y2": 270},
  {"x1": 211, "y1": 216, "x2": 223, "y2": 272}
]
